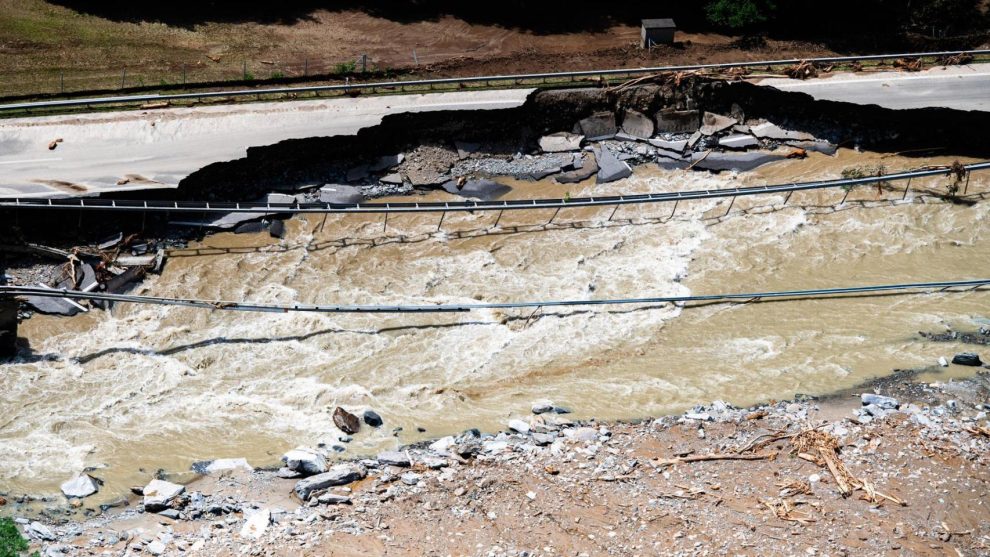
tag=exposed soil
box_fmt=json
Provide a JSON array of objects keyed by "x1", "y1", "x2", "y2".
[
  {"x1": 11, "y1": 371, "x2": 990, "y2": 556},
  {"x1": 4, "y1": 0, "x2": 986, "y2": 100}
]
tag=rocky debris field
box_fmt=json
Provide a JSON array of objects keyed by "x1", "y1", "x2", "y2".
[{"x1": 8, "y1": 359, "x2": 990, "y2": 556}]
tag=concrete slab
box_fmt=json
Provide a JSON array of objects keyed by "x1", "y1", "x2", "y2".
[
  {"x1": 539, "y1": 132, "x2": 584, "y2": 153},
  {"x1": 699, "y1": 112, "x2": 738, "y2": 136},
  {"x1": 655, "y1": 109, "x2": 699, "y2": 133},
  {"x1": 578, "y1": 112, "x2": 618, "y2": 141},
  {"x1": 594, "y1": 146, "x2": 632, "y2": 184},
  {"x1": 718, "y1": 134, "x2": 760, "y2": 149},
  {"x1": 621, "y1": 110, "x2": 654, "y2": 139}
]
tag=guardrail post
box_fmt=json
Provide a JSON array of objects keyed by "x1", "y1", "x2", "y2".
[
  {"x1": 436, "y1": 211, "x2": 446, "y2": 232},
  {"x1": 902, "y1": 179, "x2": 911, "y2": 200},
  {"x1": 840, "y1": 187, "x2": 851, "y2": 205},
  {"x1": 548, "y1": 207, "x2": 561, "y2": 224},
  {"x1": 963, "y1": 173, "x2": 970, "y2": 195},
  {"x1": 608, "y1": 204, "x2": 620, "y2": 221},
  {"x1": 783, "y1": 190, "x2": 793, "y2": 205},
  {"x1": 668, "y1": 199, "x2": 679, "y2": 221},
  {"x1": 382, "y1": 212, "x2": 388, "y2": 232},
  {"x1": 493, "y1": 210, "x2": 504, "y2": 228},
  {"x1": 362, "y1": 54, "x2": 367, "y2": 73},
  {"x1": 723, "y1": 196, "x2": 735, "y2": 217}
]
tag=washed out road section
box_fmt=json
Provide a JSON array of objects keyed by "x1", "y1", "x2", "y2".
[{"x1": 0, "y1": 89, "x2": 534, "y2": 198}]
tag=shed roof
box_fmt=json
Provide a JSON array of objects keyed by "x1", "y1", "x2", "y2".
[{"x1": 642, "y1": 18, "x2": 676, "y2": 29}]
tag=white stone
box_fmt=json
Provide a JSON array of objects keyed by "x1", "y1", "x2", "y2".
[
  {"x1": 429, "y1": 436, "x2": 456, "y2": 454},
  {"x1": 240, "y1": 509, "x2": 271, "y2": 539},
  {"x1": 282, "y1": 447, "x2": 328, "y2": 475},
  {"x1": 508, "y1": 419, "x2": 530, "y2": 434},
  {"x1": 26, "y1": 521, "x2": 56, "y2": 541},
  {"x1": 750, "y1": 122, "x2": 815, "y2": 141},
  {"x1": 205, "y1": 458, "x2": 253, "y2": 474},
  {"x1": 60, "y1": 474, "x2": 99, "y2": 499},
  {"x1": 938, "y1": 356, "x2": 949, "y2": 367},
  {"x1": 531, "y1": 400, "x2": 555, "y2": 414},
  {"x1": 143, "y1": 479, "x2": 185, "y2": 512}
]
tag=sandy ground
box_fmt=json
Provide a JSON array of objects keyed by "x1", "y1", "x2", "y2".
[{"x1": 10, "y1": 364, "x2": 990, "y2": 556}]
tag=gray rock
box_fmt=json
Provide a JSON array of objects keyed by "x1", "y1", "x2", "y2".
[
  {"x1": 418, "y1": 456, "x2": 448, "y2": 469},
  {"x1": 952, "y1": 352, "x2": 983, "y2": 366},
  {"x1": 60, "y1": 474, "x2": 99, "y2": 499},
  {"x1": 539, "y1": 132, "x2": 584, "y2": 153},
  {"x1": 532, "y1": 432, "x2": 556, "y2": 446},
  {"x1": 318, "y1": 184, "x2": 365, "y2": 204},
  {"x1": 293, "y1": 464, "x2": 367, "y2": 501},
  {"x1": 24, "y1": 294, "x2": 83, "y2": 316},
  {"x1": 567, "y1": 427, "x2": 599, "y2": 442},
  {"x1": 578, "y1": 112, "x2": 618, "y2": 140},
  {"x1": 158, "y1": 509, "x2": 181, "y2": 520},
  {"x1": 317, "y1": 493, "x2": 352, "y2": 505},
  {"x1": 648, "y1": 138, "x2": 688, "y2": 152},
  {"x1": 863, "y1": 404, "x2": 888, "y2": 418},
  {"x1": 26, "y1": 521, "x2": 56, "y2": 541},
  {"x1": 555, "y1": 153, "x2": 598, "y2": 184},
  {"x1": 594, "y1": 146, "x2": 632, "y2": 184},
  {"x1": 268, "y1": 219, "x2": 285, "y2": 239},
  {"x1": 282, "y1": 447, "x2": 329, "y2": 476},
  {"x1": 143, "y1": 479, "x2": 185, "y2": 512},
  {"x1": 718, "y1": 134, "x2": 760, "y2": 149},
  {"x1": 400, "y1": 472, "x2": 422, "y2": 486},
  {"x1": 240, "y1": 509, "x2": 271, "y2": 539},
  {"x1": 531, "y1": 400, "x2": 555, "y2": 414},
  {"x1": 363, "y1": 410, "x2": 383, "y2": 427},
  {"x1": 750, "y1": 122, "x2": 815, "y2": 141},
  {"x1": 377, "y1": 450, "x2": 411, "y2": 467},
  {"x1": 699, "y1": 112, "x2": 738, "y2": 136},
  {"x1": 655, "y1": 109, "x2": 700, "y2": 133},
  {"x1": 276, "y1": 467, "x2": 302, "y2": 479},
  {"x1": 861, "y1": 393, "x2": 899, "y2": 409},
  {"x1": 621, "y1": 110, "x2": 654, "y2": 139}
]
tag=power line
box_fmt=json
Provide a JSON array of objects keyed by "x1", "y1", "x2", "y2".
[{"x1": 3, "y1": 279, "x2": 987, "y2": 315}]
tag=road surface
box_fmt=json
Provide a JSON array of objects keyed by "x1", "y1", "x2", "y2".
[
  {"x1": 756, "y1": 63, "x2": 990, "y2": 111},
  {"x1": 0, "y1": 89, "x2": 534, "y2": 198}
]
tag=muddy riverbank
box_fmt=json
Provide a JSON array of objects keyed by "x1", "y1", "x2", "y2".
[{"x1": 6, "y1": 368, "x2": 990, "y2": 556}]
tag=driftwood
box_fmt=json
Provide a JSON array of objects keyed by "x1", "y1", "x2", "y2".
[{"x1": 654, "y1": 452, "x2": 776, "y2": 468}]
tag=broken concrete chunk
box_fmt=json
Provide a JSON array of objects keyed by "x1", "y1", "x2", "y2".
[
  {"x1": 655, "y1": 109, "x2": 700, "y2": 133},
  {"x1": 699, "y1": 112, "x2": 738, "y2": 136},
  {"x1": 718, "y1": 134, "x2": 760, "y2": 149},
  {"x1": 380, "y1": 173, "x2": 404, "y2": 185},
  {"x1": 594, "y1": 146, "x2": 633, "y2": 184},
  {"x1": 555, "y1": 153, "x2": 598, "y2": 184},
  {"x1": 442, "y1": 179, "x2": 511, "y2": 201},
  {"x1": 621, "y1": 109, "x2": 654, "y2": 139},
  {"x1": 539, "y1": 132, "x2": 584, "y2": 153},
  {"x1": 648, "y1": 138, "x2": 688, "y2": 152},
  {"x1": 689, "y1": 151, "x2": 786, "y2": 172},
  {"x1": 750, "y1": 122, "x2": 816, "y2": 141},
  {"x1": 143, "y1": 479, "x2": 185, "y2": 512},
  {"x1": 293, "y1": 464, "x2": 367, "y2": 501},
  {"x1": 282, "y1": 447, "x2": 329, "y2": 476},
  {"x1": 24, "y1": 293, "x2": 83, "y2": 316},
  {"x1": 61, "y1": 474, "x2": 99, "y2": 499},
  {"x1": 240, "y1": 509, "x2": 271, "y2": 539},
  {"x1": 578, "y1": 112, "x2": 618, "y2": 140},
  {"x1": 318, "y1": 185, "x2": 365, "y2": 204},
  {"x1": 687, "y1": 131, "x2": 703, "y2": 148}
]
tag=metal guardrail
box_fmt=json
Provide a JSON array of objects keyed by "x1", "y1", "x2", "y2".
[
  {"x1": 1, "y1": 49, "x2": 988, "y2": 113},
  {"x1": 1, "y1": 163, "x2": 985, "y2": 215},
  {"x1": 2, "y1": 279, "x2": 987, "y2": 314}
]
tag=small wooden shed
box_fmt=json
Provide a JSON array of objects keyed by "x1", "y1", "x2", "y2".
[{"x1": 641, "y1": 18, "x2": 676, "y2": 48}]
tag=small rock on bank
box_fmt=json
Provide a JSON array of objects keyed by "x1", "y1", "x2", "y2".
[
  {"x1": 294, "y1": 464, "x2": 367, "y2": 501},
  {"x1": 143, "y1": 479, "x2": 185, "y2": 512}
]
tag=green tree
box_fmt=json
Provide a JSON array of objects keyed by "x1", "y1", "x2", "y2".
[
  {"x1": 705, "y1": 0, "x2": 777, "y2": 28},
  {"x1": 0, "y1": 518, "x2": 29, "y2": 557}
]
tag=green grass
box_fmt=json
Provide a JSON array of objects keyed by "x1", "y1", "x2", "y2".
[{"x1": 0, "y1": 518, "x2": 29, "y2": 557}]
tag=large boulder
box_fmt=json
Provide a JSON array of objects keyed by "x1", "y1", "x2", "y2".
[
  {"x1": 594, "y1": 146, "x2": 632, "y2": 184},
  {"x1": 578, "y1": 112, "x2": 618, "y2": 140},
  {"x1": 282, "y1": 447, "x2": 329, "y2": 476},
  {"x1": 655, "y1": 109, "x2": 699, "y2": 133},
  {"x1": 60, "y1": 474, "x2": 99, "y2": 499},
  {"x1": 952, "y1": 352, "x2": 983, "y2": 366},
  {"x1": 143, "y1": 479, "x2": 185, "y2": 512},
  {"x1": 293, "y1": 464, "x2": 367, "y2": 501},
  {"x1": 539, "y1": 132, "x2": 584, "y2": 153},
  {"x1": 620, "y1": 110, "x2": 654, "y2": 139},
  {"x1": 699, "y1": 112, "x2": 738, "y2": 136}
]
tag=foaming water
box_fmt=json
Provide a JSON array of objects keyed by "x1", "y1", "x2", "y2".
[{"x1": 3, "y1": 149, "x2": 990, "y2": 502}]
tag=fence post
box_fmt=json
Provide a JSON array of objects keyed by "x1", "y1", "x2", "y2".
[
  {"x1": 413, "y1": 49, "x2": 419, "y2": 66},
  {"x1": 362, "y1": 54, "x2": 367, "y2": 73}
]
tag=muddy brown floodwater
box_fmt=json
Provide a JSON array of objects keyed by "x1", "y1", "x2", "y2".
[{"x1": 3, "y1": 149, "x2": 989, "y2": 506}]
